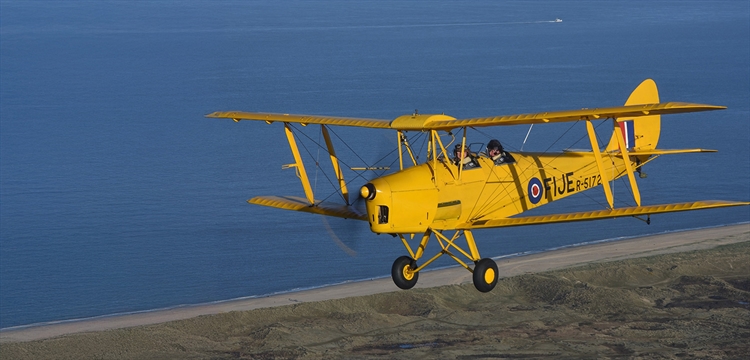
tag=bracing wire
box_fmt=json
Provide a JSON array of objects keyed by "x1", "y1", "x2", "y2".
[
  {"x1": 470, "y1": 120, "x2": 616, "y2": 219},
  {"x1": 520, "y1": 124, "x2": 533, "y2": 151},
  {"x1": 289, "y1": 124, "x2": 402, "y2": 205}
]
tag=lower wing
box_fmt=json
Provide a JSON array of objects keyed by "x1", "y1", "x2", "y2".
[
  {"x1": 460, "y1": 200, "x2": 749, "y2": 230},
  {"x1": 249, "y1": 195, "x2": 367, "y2": 221}
]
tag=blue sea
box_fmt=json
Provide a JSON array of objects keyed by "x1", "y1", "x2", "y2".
[{"x1": 1, "y1": 0, "x2": 748, "y2": 329}]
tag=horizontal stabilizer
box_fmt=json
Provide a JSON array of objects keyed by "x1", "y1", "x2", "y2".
[
  {"x1": 461, "y1": 200, "x2": 749, "y2": 229},
  {"x1": 249, "y1": 196, "x2": 367, "y2": 221}
]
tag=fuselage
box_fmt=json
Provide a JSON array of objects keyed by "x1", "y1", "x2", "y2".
[{"x1": 364, "y1": 150, "x2": 635, "y2": 234}]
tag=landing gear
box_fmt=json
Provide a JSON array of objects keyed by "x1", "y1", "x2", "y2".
[
  {"x1": 391, "y1": 256, "x2": 419, "y2": 289},
  {"x1": 473, "y1": 258, "x2": 498, "y2": 292},
  {"x1": 392, "y1": 230, "x2": 499, "y2": 292}
]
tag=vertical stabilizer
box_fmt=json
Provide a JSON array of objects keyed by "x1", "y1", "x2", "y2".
[{"x1": 605, "y1": 79, "x2": 661, "y2": 152}]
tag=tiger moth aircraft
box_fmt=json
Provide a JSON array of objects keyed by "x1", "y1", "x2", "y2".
[{"x1": 207, "y1": 79, "x2": 749, "y2": 292}]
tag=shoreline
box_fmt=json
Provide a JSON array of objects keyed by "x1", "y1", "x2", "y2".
[{"x1": 2, "y1": 223, "x2": 748, "y2": 343}]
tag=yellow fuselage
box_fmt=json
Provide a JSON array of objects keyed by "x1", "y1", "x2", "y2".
[{"x1": 364, "y1": 151, "x2": 635, "y2": 233}]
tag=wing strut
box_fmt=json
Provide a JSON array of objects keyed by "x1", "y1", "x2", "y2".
[
  {"x1": 613, "y1": 124, "x2": 642, "y2": 206},
  {"x1": 430, "y1": 130, "x2": 440, "y2": 185},
  {"x1": 458, "y1": 127, "x2": 468, "y2": 181},
  {"x1": 586, "y1": 120, "x2": 614, "y2": 209},
  {"x1": 283, "y1": 123, "x2": 315, "y2": 205},
  {"x1": 398, "y1": 130, "x2": 418, "y2": 170},
  {"x1": 321, "y1": 125, "x2": 349, "y2": 204},
  {"x1": 398, "y1": 131, "x2": 404, "y2": 170}
]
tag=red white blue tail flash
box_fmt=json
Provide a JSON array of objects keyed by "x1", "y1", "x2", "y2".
[{"x1": 619, "y1": 120, "x2": 636, "y2": 149}]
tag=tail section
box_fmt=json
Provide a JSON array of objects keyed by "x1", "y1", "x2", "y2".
[{"x1": 605, "y1": 79, "x2": 661, "y2": 152}]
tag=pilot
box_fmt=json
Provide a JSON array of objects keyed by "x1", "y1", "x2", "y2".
[
  {"x1": 454, "y1": 143, "x2": 480, "y2": 169},
  {"x1": 487, "y1": 139, "x2": 515, "y2": 165}
]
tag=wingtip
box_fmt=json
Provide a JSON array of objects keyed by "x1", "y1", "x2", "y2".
[
  {"x1": 695, "y1": 104, "x2": 727, "y2": 110},
  {"x1": 205, "y1": 111, "x2": 243, "y2": 122}
]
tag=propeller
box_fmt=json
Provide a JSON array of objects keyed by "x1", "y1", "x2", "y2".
[
  {"x1": 320, "y1": 215, "x2": 359, "y2": 257},
  {"x1": 320, "y1": 131, "x2": 396, "y2": 257}
]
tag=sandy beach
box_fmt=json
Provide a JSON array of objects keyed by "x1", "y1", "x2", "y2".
[{"x1": 1, "y1": 223, "x2": 748, "y2": 358}]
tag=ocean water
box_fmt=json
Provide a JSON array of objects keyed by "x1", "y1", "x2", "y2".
[{"x1": 1, "y1": 0, "x2": 748, "y2": 329}]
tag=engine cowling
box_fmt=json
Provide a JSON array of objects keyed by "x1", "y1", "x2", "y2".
[{"x1": 362, "y1": 164, "x2": 438, "y2": 234}]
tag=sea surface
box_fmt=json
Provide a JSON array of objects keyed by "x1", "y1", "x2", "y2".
[{"x1": 1, "y1": 0, "x2": 748, "y2": 329}]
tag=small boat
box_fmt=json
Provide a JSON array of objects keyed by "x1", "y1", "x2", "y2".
[{"x1": 554, "y1": 18, "x2": 562, "y2": 23}]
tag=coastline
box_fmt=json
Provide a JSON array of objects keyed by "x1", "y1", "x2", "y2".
[{"x1": 1, "y1": 223, "x2": 748, "y2": 344}]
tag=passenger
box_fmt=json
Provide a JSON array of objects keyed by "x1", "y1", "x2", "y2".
[
  {"x1": 486, "y1": 139, "x2": 515, "y2": 165},
  {"x1": 454, "y1": 143, "x2": 480, "y2": 169}
]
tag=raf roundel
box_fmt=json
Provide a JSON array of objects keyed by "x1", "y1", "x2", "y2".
[{"x1": 527, "y1": 177, "x2": 544, "y2": 204}]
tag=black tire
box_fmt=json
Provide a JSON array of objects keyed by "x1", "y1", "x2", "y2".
[
  {"x1": 391, "y1": 256, "x2": 419, "y2": 289},
  {"x1": 473, "y1": 258, "x2": 498, "y2": 292}
]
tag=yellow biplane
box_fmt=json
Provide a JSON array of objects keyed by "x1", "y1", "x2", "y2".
[{"x1": 207, "y1": 79, "x2": 749, "y2": 292}]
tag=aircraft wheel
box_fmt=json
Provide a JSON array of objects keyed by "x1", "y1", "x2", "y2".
[
  {"x1": 391, "y1": 256, "x2": 419, "y2": 289},
  {"x1": 473, "y1": 258, "x2": 498, "y2": 292}
]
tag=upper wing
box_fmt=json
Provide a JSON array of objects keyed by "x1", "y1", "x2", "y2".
[
  {"x1": 430, "y1": 102, "x2": 725, "y2": 131},
  {"x1": 207, "y1": 102, "x2": 724, "y2": 131},
  {"x1": 206, "y1": 111, "x2": 392, "y2": 129},
  {"x1": 456, "y1": 200, "x2": 749, "y2": 230}
]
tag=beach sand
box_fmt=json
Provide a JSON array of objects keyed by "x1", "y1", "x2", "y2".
[{"x1": 1, "y1": 224, "x2": 748, "y2": 358}]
